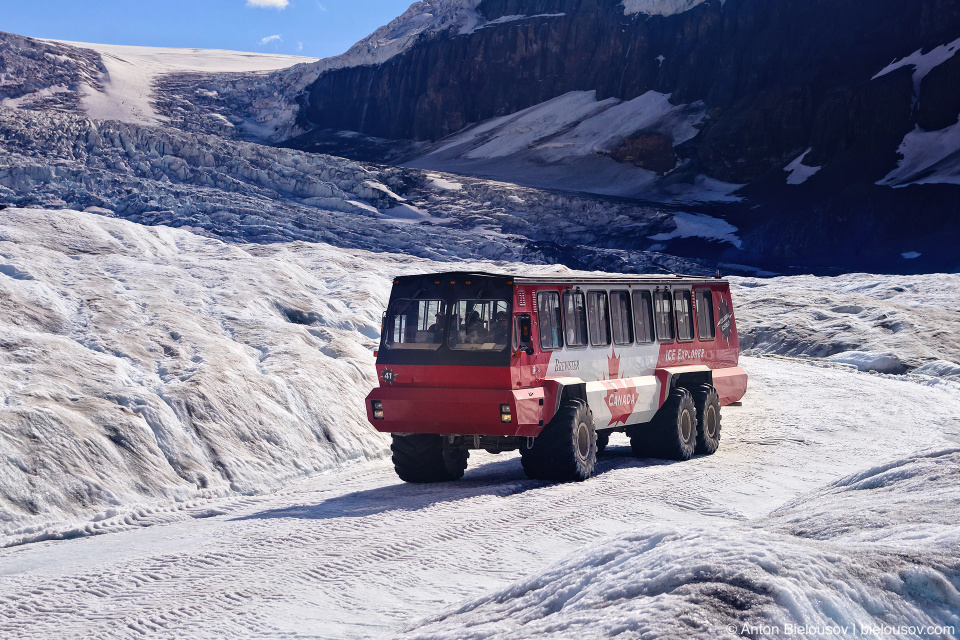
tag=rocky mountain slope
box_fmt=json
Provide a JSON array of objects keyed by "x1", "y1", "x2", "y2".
[
  {"x1": 0, "y1": 32, "x2": 105, "y2": 114},
  {"x1": 283, "y1": 0, "x2": 960, "y2": 272}
]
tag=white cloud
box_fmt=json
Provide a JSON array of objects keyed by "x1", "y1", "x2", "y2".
[
  {"x1": 317, "y1": 2, "x2": 327, "y2": 10},
  {"x1": 247, "y1": 0, "x2": 289, "y2": 9},
  {"x1": 260, "y1": 34, "x2": 283, "y2": 45},
  {"x1": 297, "y1": 42, "x2": 304, "y2": 52}
]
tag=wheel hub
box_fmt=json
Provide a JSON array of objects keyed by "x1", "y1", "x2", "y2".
[
  {"x1": 575, "y1": 421, "x2": 590, "y2": 460},
  {"x1": 680, "y1": 410, "x2": 692, "y2": 442},
  {"x1": 705, "y1": 406, "x2": 717, "y2": 438}
]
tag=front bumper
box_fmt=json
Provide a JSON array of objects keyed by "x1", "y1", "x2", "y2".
[{"x1": 365, "y1": 386, "x2": 545, "y2": 437}]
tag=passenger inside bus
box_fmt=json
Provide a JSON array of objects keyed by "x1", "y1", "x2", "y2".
[
  {"x1": 447, "y1": 300, "x2": 510, "y2": 349},
  {"x1": 491, "y1": 311, "x2": 509, "y2": 343},
  {"x1": 464, "y1": 310, "x2": 484, "y2": 343},
  {"x1": 427, "y1": 312, "x2": 445, "y2": 342}
]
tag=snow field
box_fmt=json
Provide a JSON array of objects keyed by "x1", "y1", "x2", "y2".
[
  {"x1": 1, "y1": 207, "x2": 610, "y2": 542},
  {"x1": 0, "y1": 354, "x2": 958, "y2": 638},
  {"x1": 2, "y1": 208, "x2": 959, "y2": 543},
  {"x1": 401, "y1": 450, "x2": 960, "y2": 640},
  {"x1": 0, "y1": 207, "x2": 418, "y2": 538},
  {"x1": 731, "y1": 273, "x2": 960, "y2": 374},
  {"x1": 784, "y1": 148, "x2": 822, "y2": 185}
]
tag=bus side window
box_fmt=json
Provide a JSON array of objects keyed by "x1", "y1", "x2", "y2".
[
  {"x1": 563, "y1": 291, "x2": 588, "y2": 348},
  {"x1": 653, "y1": 291, "x2": 674, "y2": 342},
  {"x1": 392, "y1": 314, "x2": 406, "y2": 343},
  {"x1": 537, "y1": 291, "x2": 563, "y2": 350},
  {"x1": 675, "y1": 290, "x2": 694, "y2": 342},
  {"x1": 587, "y1": 291, "x2": 611, "y2": 347},
  {"x1": 610, "y1": 291, "x2": 633, "y2": 345},
  {"x1": 696, "y1": 289, "x2": 716, "y2": 340},
  {"x1": 633, "y1": 290, "x2": 656, "y2": 344}
]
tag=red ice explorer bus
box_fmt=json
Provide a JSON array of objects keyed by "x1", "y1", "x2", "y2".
[{"x1": 365, "y1": 271, "x2": 747, "y2": 483}]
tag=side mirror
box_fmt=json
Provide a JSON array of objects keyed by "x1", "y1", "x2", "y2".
[{"x1": 517, "y1": 314, "x2": 535, "y2": 356}]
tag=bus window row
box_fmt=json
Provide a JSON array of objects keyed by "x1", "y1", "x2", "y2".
[{"x1": 536, "y1": 288, "x2": 716, "y2": 351}]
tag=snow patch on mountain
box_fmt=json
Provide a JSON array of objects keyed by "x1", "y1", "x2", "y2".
[
  {"x1": 426, "y1": 90, "x2": 703, "y2": 161},
  {"x1": 877, "y1": 118, "x2": 960, "y2": 187},
  {"x1": 63, "y1": 42, "x2": 315, "y2": 73},
  {"x1": 461, "y1": 13, "x2": 567, "y2": 35},
  {"x1": 870, "y1": 40, "x2": 960, "y2": 187},
  {"x1": 873, "y1": 35, "x2": 960, "y2": 101},
  {"x1": 784, "y1": 148, "x2": 822, "y2": 185},
  {"x1": 407, "y1": 90, "x2": 733, "y2": 203},
  {"x1": 622, "y1": 0, "x2": 717, "y2": 17},
  {"x1": 537, "y1": 91, "x2": 705, "y2": 162},
  {"x1": 648, "y1": 212, "x2": 742, "y2": 248}
]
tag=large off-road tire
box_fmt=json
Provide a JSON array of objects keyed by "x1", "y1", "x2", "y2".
[
  {"x1": 521, "y1": 399, "x2": 597, "y2": 482},
  {"x1": 693, "y1": 384, "x2": 721, "y2": 455},
  {"x1": 391, "y1": 434, "x2": 469, "y2": 483},
  {"x1": 596, "y1": 431, "x2": 610, "y2": 453},
  {"x1": 630, "y1": 387, "x2": 697, "y2": 461}
]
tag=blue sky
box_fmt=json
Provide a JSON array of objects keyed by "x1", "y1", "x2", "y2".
[{"x1": 1, "y1": 0, "x2": 416, "y2": 59}]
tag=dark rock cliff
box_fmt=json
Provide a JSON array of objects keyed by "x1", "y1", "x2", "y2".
[{"x1": 296, "y1": 0, "x2": 958, "y2": 178}]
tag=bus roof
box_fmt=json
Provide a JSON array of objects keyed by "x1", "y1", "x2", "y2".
[{"x1": 393, "y1": 271, "x2": 725, "y2": 287}]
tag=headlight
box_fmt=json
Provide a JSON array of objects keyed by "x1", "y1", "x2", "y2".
[
  {"x1": 500, "y1": 403, "x2": 512, "y2": 423},
  {"x1": 372, "y1": 400, "x2": 384, "y2": 420}
]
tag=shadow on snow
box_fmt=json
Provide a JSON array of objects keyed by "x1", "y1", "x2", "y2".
[{"x1": 235, "y1": 443, "x2": 677, "y2": 523}]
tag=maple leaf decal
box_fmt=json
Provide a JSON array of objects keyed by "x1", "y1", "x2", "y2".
[
  {"x1": 607, "y1": 345, "x2": 620, "y2": 380},
  {"x1": 603, "y1": 346, "x2": 639, "y2": 426}
]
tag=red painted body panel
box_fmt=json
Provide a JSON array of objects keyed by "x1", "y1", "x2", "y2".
[
  {"x1": 713, "y1": 366, "x2": 749, "y2": 405},
  {"x1": 367, "y1": 386, "x2": 544, "y2": 436},
  {"x1": 375, "y1": 364, "x2": 512, "y2": 389}
]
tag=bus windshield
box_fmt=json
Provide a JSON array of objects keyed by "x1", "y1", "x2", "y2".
[
  {"x1": 384, "y1": 299, "x2": 447, "y2": 350},
  {"x1": 448, "y1": 300, "x2": 510, "y2": 351}
]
